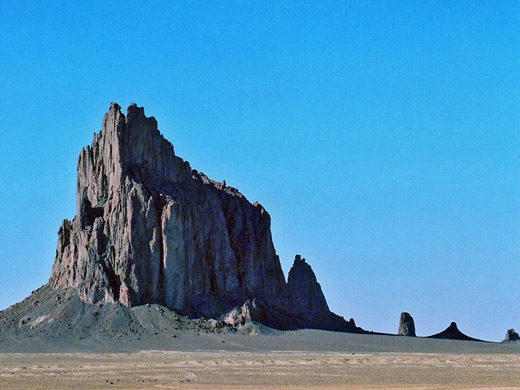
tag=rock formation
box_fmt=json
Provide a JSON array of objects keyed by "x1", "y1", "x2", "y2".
[
  {"x1": 48, "y1": 102, "x2": 358, "y2": 332},
  {"x1": 220, "y1": 300, "x2": 262, "y2": 334},
  {"x1": 397, "y1": 312, "x2": 416, "y2": 336},
  {"x1": 50, "y1": 103, "x2": 285, "y2": 311},
  {"x1": 503, "y1": 329, "x2": 520, "y2": 342},
  {"x1": 286, "y1": 255, "x2": 329, "y2": 316},
  {"x1": 428, "y1": 322, "x2": 481, "y2": 342}
]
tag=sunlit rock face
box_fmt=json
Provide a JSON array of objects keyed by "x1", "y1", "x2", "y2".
[{"x1": 49, "y1": 103, "x2": 286, "y2": 311}]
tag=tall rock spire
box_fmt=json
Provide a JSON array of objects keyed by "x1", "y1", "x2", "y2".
[
  {"x1": 286, "y1": 255, "x2": 330, "y2": 315},
  {"x1": 398, "y1": 312, "x2": 416, "y2": 336},
  {"x1": 50, "y1": 103, "x2": 286, "y2": 311}
]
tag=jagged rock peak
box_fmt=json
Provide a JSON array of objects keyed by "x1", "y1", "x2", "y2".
[
  {"x1": 50, "y1": 102, "x2": 286, "y2": 312},
  {"x1": 398, "y1": 312, "x2": 416, "y2": 337},
  {"x1": 286, "y1": 255, "x2": 330, "y2": 316},
  {"x1": 288, "y1": 255, "x2": 317, "y2": 284}
]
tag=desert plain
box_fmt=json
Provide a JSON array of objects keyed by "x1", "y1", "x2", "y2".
[{"x1": 1, "y1": 329, "x2": 519, "y2": 390}]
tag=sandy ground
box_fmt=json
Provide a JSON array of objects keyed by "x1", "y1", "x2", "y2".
[
  {"x1": 1, "y1": 350, "x2": 519, "y2": 390},
  {"x1": 1, "y1": 330, "x2": 519, "y2": 389}
]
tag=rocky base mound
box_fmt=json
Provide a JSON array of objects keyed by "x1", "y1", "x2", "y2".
[
  {"x1": 0, "y1": 284, "x2": 279, "y2": 352},
  {"x1": 0, "y1": 282, "x2": 365, "y2": 352},
  {"x1": 427, "y1": 322, "x2": 483, "y2": 342}
]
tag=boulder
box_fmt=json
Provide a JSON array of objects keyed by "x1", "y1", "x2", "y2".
[{"x1": 221, "y1": 300, "x2": 261, "y2": 334}]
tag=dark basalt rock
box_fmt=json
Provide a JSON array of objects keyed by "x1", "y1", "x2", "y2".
[
  {"x1": 398, "y1": 312, "x2": 416, "y2": 337},
  {"x1": 428, "y1": 322, "x2": 482, "y2": 342},
  {"x1": 503, "y1": 329, "x2": 520, "y2": 342},
  {"x1": 270, "y1": 254, "x2": 363, "y2": 333},
  {"x1": 286, "y1": 255, "x2": 329, "y2": 316}
]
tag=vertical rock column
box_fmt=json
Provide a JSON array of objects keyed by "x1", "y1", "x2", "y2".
[{"x1": 398, "y1": 312, "x2": 416, "y2": 336}]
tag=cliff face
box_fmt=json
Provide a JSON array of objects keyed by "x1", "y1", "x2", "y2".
[{"x1": 50, "y1": 103, "x2": 286, "y2": 311}]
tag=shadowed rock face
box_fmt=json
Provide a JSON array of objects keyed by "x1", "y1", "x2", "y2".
[
  {"x1": 504, "y1": 329, "x2": 520, "y2": 342},
  {"x1": 287, "y1": 255, "x2": 330, "y2": 316},
  {"x1": 50, "y1": 103, "x2": 285, "y2": 311},
  {"x1": 398, "y1": 312, "x2": 416, "y2": 337},
  {"x1": 48, "y1": 103, "x2": 358, "y2": 333}
]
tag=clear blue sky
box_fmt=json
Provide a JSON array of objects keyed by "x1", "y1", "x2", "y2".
[{"x1": 0, "y1": 1, "x2": 518, "y2": 341}]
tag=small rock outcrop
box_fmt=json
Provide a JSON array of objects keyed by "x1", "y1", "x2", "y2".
[
  {"x1": 504, "y1": 329, "x2": 520, "y2": 342},
  {"x1": 398, "y1": 312, "x2": 416, "y2": 336},
  {"x1": 220, "y1": 300, "x2": 263, "y2": 334},
  {"x1": 428, "y1": 322, "x2": 481, "y2": 342}
]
